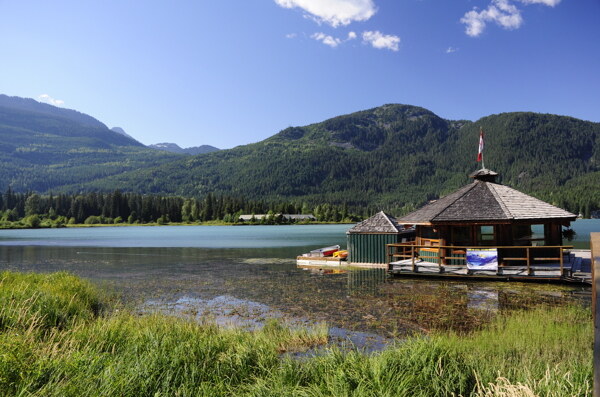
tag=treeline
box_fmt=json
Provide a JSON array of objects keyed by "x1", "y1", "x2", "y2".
[{"x1": 0, "y1": 188, "x2": 362, "y2": 228}]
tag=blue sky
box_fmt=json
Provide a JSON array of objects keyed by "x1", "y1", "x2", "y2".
[{"x1": 1, "y1": 0, "x2": 598, "y2": 149}]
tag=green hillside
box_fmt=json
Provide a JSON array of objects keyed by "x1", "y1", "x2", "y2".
[
  {"x1": 73, "y1": 104, "x2": 600, "y2": 215},
  {"x1": 1, "y1": 98, "x2": 598, "y2": 216},
  {"x1": 0, "y1": 95, "x2": 182, "y2": 192}
]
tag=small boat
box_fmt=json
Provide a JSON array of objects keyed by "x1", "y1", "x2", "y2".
[
  {"x1": 297, "y1": 245, "x2": 345, "y2": 268},
  {"x1": 333, "y1": 250, "x2": 348, "y2": 258},
  {"x1": 307, "y1": 245, "x2": 340, "y2": 257}
]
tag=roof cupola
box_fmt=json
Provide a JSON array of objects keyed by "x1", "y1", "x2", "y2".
[{"x1": 469, "y1": 168, "x2": 499, "y2": 183}]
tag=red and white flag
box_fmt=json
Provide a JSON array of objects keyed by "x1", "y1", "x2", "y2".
[{"x1": 477, "y1": 128, "x2": 484, "y2": 162}]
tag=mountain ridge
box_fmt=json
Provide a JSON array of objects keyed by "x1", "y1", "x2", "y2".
[
  {"x1": 148, "y1": 142, "x2": 220, "y2": 155},
  {"x1": 0, "y1": 94, "x2": 108, "y2": 130},
  {"x1": 70, "y1": 104, "x2": 599, "y2": 215},
  {"x1": 0, "y1": 97, "x2": 598, "y2": 215},
  {"x1": 0, "y1": 95, "x2": 182, "y2": 192}
]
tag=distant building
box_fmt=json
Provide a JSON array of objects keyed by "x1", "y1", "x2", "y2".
[{"x1": 238, "y1": 214, "x2": 316, "y2": 222}]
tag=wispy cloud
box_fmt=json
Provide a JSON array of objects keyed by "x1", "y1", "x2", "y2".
[
  {"x1": 311, "y1": 31, "x2": 358, "y2": 48},
  {"x1": 274, "y1": 0, "x2": 377, "y2": 27},
  {"x1": 37, "y1": 94, "x2": 64, "y2": 107},
  {"x1": 520, "y1": 0, "x2": 560, "y2": 5},
  {"x1": 446, "y1": 46, "x2": 458, "y2": 54},
  {"x1": 285, "y1": 33, "x2": 298, "y2": 39},
  {"x1": 311, "y1": 32, "x2": 342, "y2": 47},
  {"x1": 461, "y1": 0, "x2": 560, "y2": 37},
  {"x1": 362, "y1": 31, "x2": 400, "y2": 51}
]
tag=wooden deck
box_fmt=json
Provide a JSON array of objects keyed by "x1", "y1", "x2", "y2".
[{"x1": 387, "y1": 243, "x2": 591, "y2": 284}]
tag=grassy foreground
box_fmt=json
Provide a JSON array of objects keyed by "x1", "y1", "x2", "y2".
[{"x1": 0, "y1": 271, "x2": 592, "y2": 396}]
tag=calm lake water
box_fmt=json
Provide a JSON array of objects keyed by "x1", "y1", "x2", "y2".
[{"x1": 0, "y1": 221, "x2": 597, "y2": 341}]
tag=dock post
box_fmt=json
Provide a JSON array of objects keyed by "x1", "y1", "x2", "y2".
[{"x1": 592, "y1": 233, "x2": 600, "y2": 397}]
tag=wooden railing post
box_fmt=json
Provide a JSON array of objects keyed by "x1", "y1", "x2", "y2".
[
  {"x1": 591, "y1": 233, "x2": 600, "y2": 397},
  {"x1": 559, "y1": 246, "x2": 564, "y2": 276},
  {"x1": 526, "y1": 247, "x2": 531, "y2": 275},
  {"x1": 411, "y1": 245, "x2": 416, "y2": 272}
]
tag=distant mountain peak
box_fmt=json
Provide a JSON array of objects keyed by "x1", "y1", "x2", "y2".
[{"x1": 110, "y1": 127, "x2": 140, "y2": 143}]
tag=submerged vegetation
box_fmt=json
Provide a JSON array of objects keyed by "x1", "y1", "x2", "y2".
[{"x1": 0, "y1": 271, "x2": 592, "y2": 396}]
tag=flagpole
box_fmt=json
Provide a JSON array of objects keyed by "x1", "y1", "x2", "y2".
[
  {"x1": 481, "y1": 127, "x2": 485, "y2": 170},
  {"x1": 477, "y1": 126, "x2": 485, "y2": 170}
]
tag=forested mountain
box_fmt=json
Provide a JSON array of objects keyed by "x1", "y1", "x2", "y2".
[
  {"x1": 1, "y1": 98, "x2": 599, "y2": 216},
  {"x1": 148, "y1": 143, "x2": 220, "y2": 155},
  {"x1": 75, "y1": 105, "x2": 600, "y2": 216},
  {"x1": 0, "y1": 95, "x2": 182, "y2": 192},
  {"x1": 0, "y1": 94, "x2": 108, "y2": 130}
]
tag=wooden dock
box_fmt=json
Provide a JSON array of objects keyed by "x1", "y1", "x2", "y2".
[
  {"x1": 388, "y1": 243, "x2": 591, "y2": 284},
  {"x1": 296, "y1": 256, "x2": 345, "y2": 268}
]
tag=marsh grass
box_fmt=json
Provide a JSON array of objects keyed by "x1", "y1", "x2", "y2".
[{"x1": 0, "y1": 271, "x2": 592, "y2": 396}]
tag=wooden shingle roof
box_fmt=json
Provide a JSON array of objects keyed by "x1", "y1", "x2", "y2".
[
  {"x1": 397, "y1": 179, "x2": 576, "y2": 225},
  {"x1": 347, "y1": 211, "x2": 405, "y2": 234}
]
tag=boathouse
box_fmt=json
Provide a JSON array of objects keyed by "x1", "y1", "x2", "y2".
[
  {"x1": 347, "y1": 211, "x2": 414, "y2": 268},
  {"x1": 387, "y1": 169, "x2": 583, "y2": 281}
]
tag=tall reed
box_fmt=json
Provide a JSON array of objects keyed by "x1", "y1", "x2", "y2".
[{"x1": 0, "y1": 271, "x2": 592, "y2": 396}]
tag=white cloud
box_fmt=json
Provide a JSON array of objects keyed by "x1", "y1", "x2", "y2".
[
  {"x1": 37, "y1": 94, "x2": 64, "y2": 107},
  {"x1": 519, "y1": 0, "x2": 560, "y2": 6},
  {"x1": 311, "y1": 31, "x2": 359, "y2": 48},
  {"x1": 362, "y1": 31, "x2": 400, "y2": 51},
  {"x1": 311, "y1": 32, "x2": 342, "y2": 47},
  {"x1": 446, "y1": 46, "x2": 458, "y2": 54},
  {"x1": 274, "y1": 0, "x2": 377, "y2": 27},
  {"x1": 285, "y1": 33, "x2": 298, "y2": 39},
  {"x1": 461, "y1": 0, "x2": 522, "y2": 37},
  {"x1": 461, "y1": 0, "x2": 559, "y2": 37}
]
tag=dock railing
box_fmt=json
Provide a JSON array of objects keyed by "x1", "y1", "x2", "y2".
[{"x1": 387, "y1": 243, "x2": 573, "y2": 275}]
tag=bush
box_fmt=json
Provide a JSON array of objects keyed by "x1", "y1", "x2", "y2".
[
  {"x1": 84, "y1": 216, "x2": 102, "y2": 225},
  {"x1": 24, "y1": 214, "x2": 41, "y2": 228}
]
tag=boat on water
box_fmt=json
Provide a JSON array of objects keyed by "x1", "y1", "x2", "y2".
[
  {"x1": 307, "y1": 245, "x2": 340, "y2": 257},
  {"x1": 333, "y1": 250, "x2": 348, "y2": 258},
  {"x1": 297, "y1": 245, "x2": 346, "y2": 267}
]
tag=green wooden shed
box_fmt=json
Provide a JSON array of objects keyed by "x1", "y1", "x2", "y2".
[{"x1": 347, "y1": 211, "x2": 415, "y2": 267}]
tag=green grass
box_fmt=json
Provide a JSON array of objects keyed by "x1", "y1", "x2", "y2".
[{"x1": 0, "y1": 271, "x2": 592, "y2": 396}]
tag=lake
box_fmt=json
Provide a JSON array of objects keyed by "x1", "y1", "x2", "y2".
[{"x1": 0, "y1": 221, "x2": 596, "y2": 342}]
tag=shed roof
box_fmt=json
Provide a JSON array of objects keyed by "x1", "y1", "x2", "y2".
[
  {"x1": 396, "y1": 179, "x2": 576, "y2": 225},
  {"x1": 347, "y1": 211, "x2": 406, "y2": 234}
]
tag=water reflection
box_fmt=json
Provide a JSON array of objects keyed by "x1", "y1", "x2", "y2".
[{"x1": 347, "y1": 268, "x2": 387, "y2": 296}]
